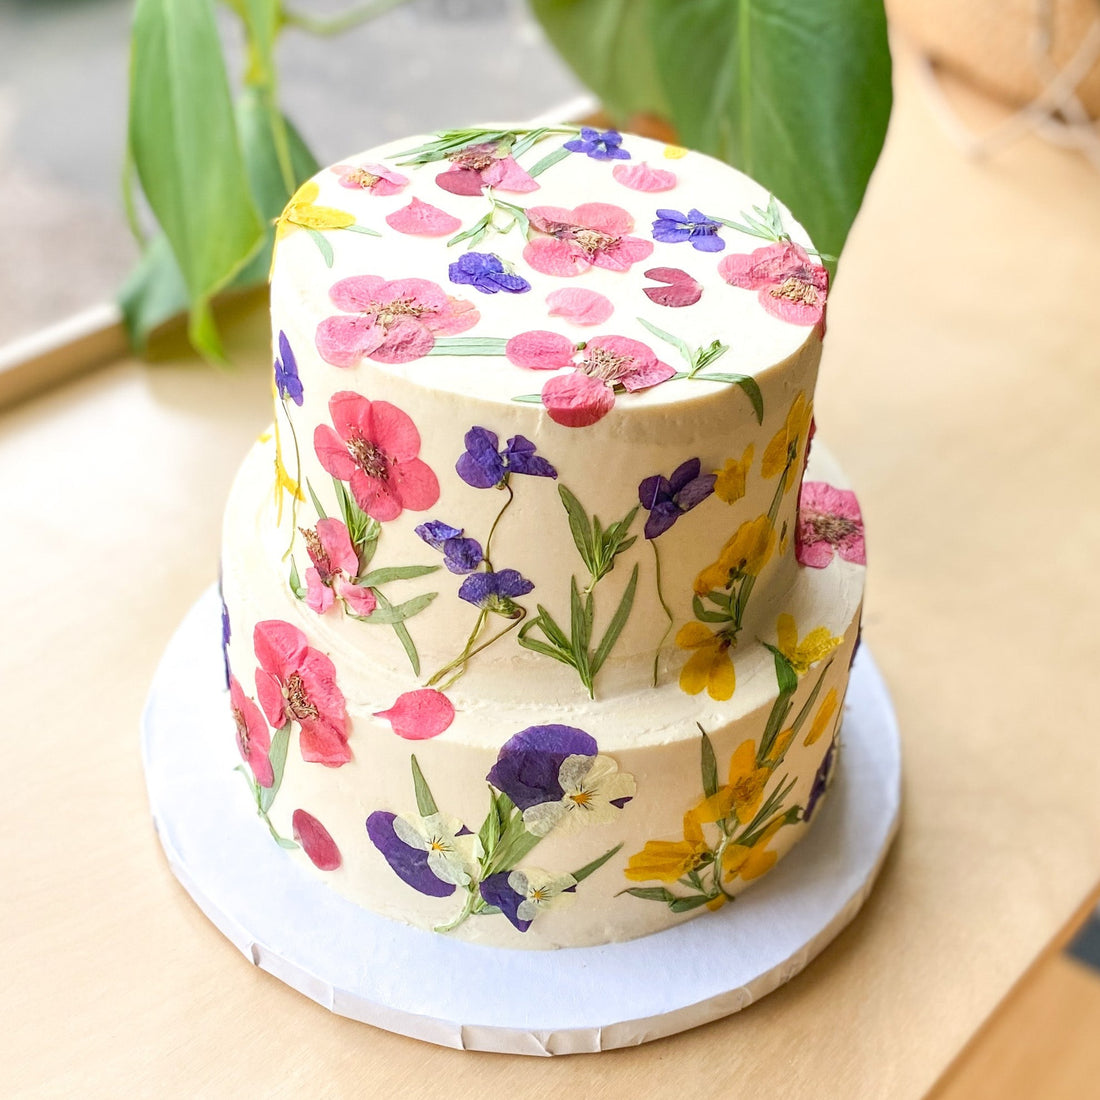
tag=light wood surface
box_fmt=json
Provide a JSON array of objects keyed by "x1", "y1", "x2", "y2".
[{"x1": 4, "y1": 44, "x2": 1100, "y2": 1097}]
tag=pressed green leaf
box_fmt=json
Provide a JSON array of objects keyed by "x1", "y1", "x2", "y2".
[
  {"x1": 259, "y1": 722, "x2": 292, "y2": 813},
  {"x1": 287, "y1": 559, "x2": 305, "y2": 599},
  {"x1": 765, "y1": 644, "x2": 799, "y2": 696},
  {"x1": 305, "y1": 478, "x2": 327, "y2": 520},
  {"x1": 572, "y1": 843, "x2": 623, "y2": 883},
  {"x1": 357, "y1": 564, "x2": 440, "y2": 586},
  {"x1": 533, "y1": 605, "x2": 571, "y2": 651},
  {"x1": 306, "y1": 227, "x2": 335, "y2": 267},
  {"x1": 691, "y1": 373, "x2": 764, "y2": 423},
  {"x1": 426, "y1": 337, "x2": 510, "y2": 355},
  {"x1": 591, "y1": 563, "x2": 639, "y2": 676},
  {"x1": 389, "y1": 619, "x2": 421, "y2": 676},
  {"x1": 512, "y1": 393, "x2": 543, "y2": 404},
  {"x1": 342, "y1": 224, "x2": 382, "y2": 237},
  {"x1": 353, "y1": 591, "x2": 437, "y2": 625},
  {"x1": 478, "y1": 786, "x2": 502, "y2": 854},
  {"x1": 516, "y1": 633, "x2": 574, "y2": 665},
  {"x1": 622, "y1": 886, "x2": 677, "y2": 903},
  {"x1": 570, "y1": 579, "x2": 591, "y2": 673},
  {"x1": 790, "y1": 659, "x2": 832, "y2": 732},
  {"x1": 669, "y1": 893, "x2": 714, "y2": 913},
  {"x1": 698, "y1": 724, "x2": 719, "y2": 799},
  {"x1": 637, "y1": 317, "x2": 693, "y2": 366},
  {"x1": 527, "y1": 145, "x2": 571, "y2": 178},
  {"x1": 558, "y1": 485, "x2": 595, "y2": 572},
  {"x1": 410, "y1": 755, "x2": 438, "y2": 816}
]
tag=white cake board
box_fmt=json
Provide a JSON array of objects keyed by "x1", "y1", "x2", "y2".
[{"x1": 142, "y1": 586, "x2": 901, "y2": 1055}]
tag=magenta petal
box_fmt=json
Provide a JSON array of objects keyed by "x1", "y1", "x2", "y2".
[
  {"x1": 305, "y1": 568, "x2": 335, "y2": 614},
  {"x1": 370, "y1": 318, "x2": 435, "y2": 363},
  {"x1": 350, "y1": 469, "x2": 402, "y2": 522},
  {"x1": 523, "y1": 237, "x2": 589, "y2": 277},
  {"x1": 505, "y1": 329, "x2": 577, "y2": 370},
  {"x1": 546, "y1": 288, "x2": 614, "y2": 326},
  {"x1": 435, "y1": 167, "x2": 486, "y2": 196},
  {"x1": 329, "y1": 274, "x2": 387, "y2": 312},
  {"x1": 758, "y1": 286, "x2": 825, "y2": 326},
  {"x1": 430, "y1": 297, "x2": 480, "y2": 336},
  {"x1": 484, "y1": 156, "x2": 539, "y2": 193},
  {"x1": 316, "y1": 517, "x2": 358, "y2": 576},
  {"x1": 382, "y1": 277, "x2": 449, "y2": 313},
  {"x1": 542, "y1": 373, "x2": 615, "y2": 428},
  {"x1": 375, "y1": 689, "x2": 456, "y2": 740},
  {"x1": 612, "y1": 162, "x2": 677, "y2": 192},
  {"x1": 316, "y1": 314, "x2": 386, "y2": 368},
  {"x1": 796, "y1": 539, "x2": 836, "y2": 568},
  {"x1": 313, "y1": 424, "x2": 356, "y2": 480},
  {"x1": 385, "y1": 197, "x2": 462, "y2": 236},
  {"x1": 387, "y1": 457, "x2": 440, "y2": 512},
  {"x1": 643, "y1": 267, "x2": 703, "y2": 307},
  {"x1": 368, "y1": 399, "x2": 421, "y2": 461},
  {"x1": 292, "y1": 809, "x2": 342, "y2": 870},
  {"x1": 335, "y1": 577, "x2": 377, "y2": 615},
  {"x1": 571, "y1": 202, "x2": 634, "y2": 236},
  {"x1": 593, "y1": 234, "x2": 653, "y2": 272},
  {"x1": 621, "y1": 357, "x2": 676, "y2": 391}
]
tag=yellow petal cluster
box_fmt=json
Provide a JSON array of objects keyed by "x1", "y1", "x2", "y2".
[
  {"x1": 693, "y1": 514, "x2": 775, "y2": 596},
  {"x1": 775, "y1": 613, "x2": 842, "y2": 675},
  {"x1": 675, "y1": 623, "x2": 735, "y2": 700},
  {"x1": 275, "y1": 181, "x2": 356, "y2": 241},
  {"x1": 623, "y1": 812, "x2": 709, "y2": 882},
  {"x1": 804, "y1": 687, "x2": 839, "y2": 746},
  {"x1": 713, "y1": 444, "x2": 754, "y2": 505},
  {"x1": 761, "y1": 391, "x2": 813, "y2": 490},
  {"x1": 722, "y1": 817, "x2": 785, "y2": 883}
]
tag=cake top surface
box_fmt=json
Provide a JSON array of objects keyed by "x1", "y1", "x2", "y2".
[{"x1": 270, "y1": 125, "x2": 828, "y2": 417}]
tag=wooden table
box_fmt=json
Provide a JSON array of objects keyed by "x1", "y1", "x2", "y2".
[{"x1": 4, "y1": 44, "x2": 1100, "y2": 1097}]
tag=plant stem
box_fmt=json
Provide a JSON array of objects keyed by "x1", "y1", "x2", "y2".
[
  {"x1": 483, "y1": 481, "x2": 514, "y2": 568},
  {"x1": 433, "y1": 611, "x2": 525, "y2": 692},
  {"x1": 282, "y1": 0, "x2": 413, "y2": 36},
  {"x1": 433, "y1": 886, "x2": 477, "y2": 933},
  {"x1": 650, "y1": 540, "x2": 673, "y2": 686}
]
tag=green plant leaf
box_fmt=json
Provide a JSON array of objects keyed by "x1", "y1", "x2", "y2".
[
  {"x1": 410, "y1": 755, "x2": 438, "y2": 816},
  {"x1": 572, "y1": 843, "x2": 623, "y2": 883},
  {"x1": 591, "y1": 563, "x2": 639, "y2": 675},
  {"x1": 527, "y1": 145, "x2": 571, "y2": 178},
  {"x1": 622, "y1": 886, "x2": 677, "y2": 903},
  {"x1": 691, "y1": 373, "x2": 764, "y2": 423},
  {"x1": 259, "y1": 722, "x2": 292, "y2": 813},
  {"x1": 477, "y1": 786, "x2": 502, "y2": 855},
  {"x1": 698, "y1": 723, "x2": 718, "y2": 799},
  {"x1": 669, "y1": 893, "x2": 714, "y2": 913},
  {"x1": 304, "y1": 478, "x2": 327, "y2": 521},
  {"x1": 357, "y1": 564, "x2": 440, "y2": 586},
  {"x1": 371, "y1": 589, "x2": 422, "y2": 675},
  {"x1": 558, "y1": 485, "x2": 595, "y2": 572},
  {"x1": 352, "y1": 591, "x2": 437, "y2": 625},
  {"x1": 426, "y1": 337, "x2": 509, "y2": 356},
  {"x1": 287, "y1": 559, "x2": 306, "y2": 599}
]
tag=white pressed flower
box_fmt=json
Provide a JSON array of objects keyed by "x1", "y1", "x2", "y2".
[
  {"x1": 522, "y1": 753, "x2": 636, "y2": 837},
  {"x1": 393, "y1": 811, "x2": 480, "y2": 886},
  {"x1": 508, "y1": 868, "x2": 578, "y2": 923}
]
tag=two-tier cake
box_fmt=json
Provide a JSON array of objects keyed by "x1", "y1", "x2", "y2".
[{"x1": 219, "y1": 124, "x2": 867, "y2": 949}]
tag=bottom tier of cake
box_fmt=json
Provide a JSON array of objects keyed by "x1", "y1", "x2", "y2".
[{"x1": 220, "y1": 435, "x2": 865, "y2": 948}]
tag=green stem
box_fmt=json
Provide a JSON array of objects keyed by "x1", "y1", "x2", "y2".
[
  {"x1": 281, "y1": 396, "x2": 303, "y2": 560},
  {"x1": 282, "y1": 0, "x2": 413, "y2": 35},
  {"x1": 650, "y1": 540, "x2": 674, "y2": 686},
  {"x1": 433, "y1": 886, "x2": 478, "y2": 933},
  {"x1": 483, "y1": 481, "x2": 514, "y2": 569},
  {"x1": 427, "y1": 608, "x2": 488, "y2": 687},
  {"x1": 433, "y1": 611, "x2": 525, "y2": 692}
]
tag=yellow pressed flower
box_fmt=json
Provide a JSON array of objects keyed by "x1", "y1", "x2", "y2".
[
  {"x1": 713, "y1": 444, "x2": 754, "y2": 504},
  {"x1": 725, "y1": 739, "x2": 772, "y2": 824},
  {"x1": 624, "y1": 812, "x2": 709, "y2": 883},
  {"x1": 274, "y1": 181, "x2": 356, "y2": 241},
  {"x1": 676, "y1": 623, "x2": 735, "y2": 700},
  {"x1": 722, "y1": 817, "x2": 785, "y2": 883},
  {"x1": 663, "y1": 144, "x2": 688, "y2": 159},
  {"x1": 775, "y1": 613, "x2": 842, "y2": 675},
  {"x1": 761, "y1": 392, "x2": 813, "y2": 490},
  {"x1": 694, "y1": 515, "x2": 775, "y2": 596},
  {"x1": 273, "y1": 450, "x2": 304, "y2": 524},
  {"x1": 762, "y1": 727, "x2": 796, "y2": 768},
  {"x1": 804, "y1": 687, "x2": 839, "y2": 746}
]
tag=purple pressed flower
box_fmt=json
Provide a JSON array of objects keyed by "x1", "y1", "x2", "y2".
[
  {"x1": 804, "y1": 739, "x2": 838, "y2": 822},
  {"x1": 479, "y1": 871, "x2": 531, "y2": 932},
  {"x1": 487, "y1": 724, "x2": 597, "y2": 810},
  {"x1": 220, "y1": 598, "x2": 232, "y2": 690},
  {"x1": 415, "y1": 520, "x2": 462, "y2": 549},
  {"x1": 563, "y1": 127, "x2": 630, "y2": 161},
  {"x1": 415, "y1": 520, "x2": 485, "y2": 575},
  {"x1": 458, "y1": 569, "x2": 533, "y2": 615},
  {"x1": 366, "y1": 811, "x2": 457, "y2": 897},
  {"x1": 456, "y1": 427, "x2": 557, "y2": 489},
  {"x1": 651, "y1": 208, "x2": 726, "y2": 253},
  {"x1": 274, "y1": 330, "x2": 304, "y2": 405},
  {"x1": 448, "y1": 252, "x2": 531, "y2": 295},
  {"x1": 638, "y1": 458, "x2": 717, "y2": 539}
]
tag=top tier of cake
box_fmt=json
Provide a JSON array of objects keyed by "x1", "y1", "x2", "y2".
[{"x1": 266, "y1": 125, "x2": 829, "y2": 701}]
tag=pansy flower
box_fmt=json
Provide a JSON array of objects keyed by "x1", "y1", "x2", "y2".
[
  {"x1": 719, "y1": 241, "x2": 828, "y2": 326},
  {"x1": 638, "y1": 458, "x2": 717, "y2": 539},
  {"x1": 415, "y1": 520, "x2": 484, "y2": 574},
  {"x1": 274, "y1": 180, "x2": 355, "y2": 243},
  {"x1": 315, "y1": 274, "x2": 478, "y2": 367},
  {"x1": 457, "y1": 569, "x2": 533, "y2": 616},
  {"x1": 435, "y1": 141, "x2": 539, "y2": 195},
  {"x1": 448, "y1": 252, "x2": 530, "y2": 295},
  {"x1": 274, "y1": 331, "x2": 303, "y2": 406},
  {"x1": 804, "y1": 739, "x2": 838, "y2": 822},
  {"x1": 367, "y1": 810, "x2": 479, "y2": 895},
  {"x1": 331, "y1": 161, "x2": 408, "y2": 195},
  {"x1": 253, "y1": 620, "x2": 349, "y2": 766},
  {"x1": 506, "y1": 332, "x2": 675, "y2": 428},
  {"x1": 299, "y1": 517, "x2": 378, "y2": 616},
  {"x1": 479, "y1": 868, "x2": 577, "y2": 932},
  {"x1": 292, "y1": 809, "x2": 342, "y2": 870},
  {"x1": 314, "y1": 391, "x2": 439, "y2": 522},
  {"x1": 487, "y1": 725, "x2": 635, "y2": 837},
  {"x1": 230, "y1": 675, "x2": 272, "y2": 787},
  {"x1": 652, "y1": 208, "x2": 726, "y2": 252},
  {"x1": 563, "y1": 127, "x2": 630, "y2": 161},
  {"x1": 623, "y1": 812, "x2": 710, "y2": 883},
  {"x1": 796, "y1": 482, "x2": 866, "y2": 568},
  {"x1": 775, "y1": 613, "x2": 842, "y2": 675},
  {"x1": 455, "y1": 426, "x2": 557, "y2": 489},
  {"x1": 523, "y1": 203, "x2": 653, "y2": 278}
]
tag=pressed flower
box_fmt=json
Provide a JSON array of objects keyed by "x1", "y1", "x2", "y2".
[
  {"x1": 274, "y1": 330, "x2": 303, "y2": 406},
  {"x1": 274, "y1": 180, "x2": 355, "y2": 242},
  {"x1": 693, "y1": 515, "x2": 775, "y2": 596},
  {"x1": 487, "y1": 724, "x2": 598, "y2": 810},
  {"x1": 762, "y1": 727, "x2": 796, "y2": 769},
  {"x1": 663, "y1": 144, "x2": 687, "y2": 159},
  {"x1": 523, "y1": 202, "x2": 653, "y2": 278},
  {"x1": 719, "y1": 241, "x2": 828, "y2": 326},
  {"x1": 722, "y1": 817, "x2": 785, "y2": 882},
  {"x1": 331, "y1": 161, "x2": 408, "y2": 195},
  {"x1": 775, "y1": 613, "x2": 842, "y2": 675},
  {"x1": 230, "y1": 675, "x2": 273, "y2": 787},
  {"x1": 804, "y1": 738, "x2": 838, "y2": 821},
  {"x1": 220, "y1": 597, "x2": 232, "y2": 690},
  {"x1": 455, "y1": 426, "x2": 557, "y2": 489},
  {"x1": 415, "y1": 519, "x2": 484, "y2": 574},
  {"x1": 796, "y1": 482, "x2": 867, "y2": 568},
  {"x1": 292, "y1": 809, "x2": 342, "y2": 870},
  {"x1": 623, "y1": 812, "x2": 709, "y2": 883},
  {"x1": 366, "y1": 810, "x2": 477, "y2": 896},
  {"x1": 448, "y1": 252, "x2": 530, "y2": 295},
  {"x1": 521, "y1": 754, "x2": 637, "y2": 837},
  {"x1": 300, "y1": 517, "x2": 378, "y2": 616},
  {"x1": 713, "y1": 445, "x2": 754, "y2": 504},
  {"x1": 642, "y1": 266, "x2": 703, "y2": 308},
  {"x1": 804, "y1": 687, "x2": 839, "y2": 747},
  {"x1": 384, "y1": 196, "x2": 462, "y2": 236},
  {"x1": 315, "y1": 274, "x2": 478, "y2": 367},
  {"x1": 374, "y1": 689, "x2": 455, "y2": 740},
  {"x1": 545, "y1": 287, "x2": 614, "y2": 326},
  {"x1": 689, "y1": 740, "x2": 771, "y2": 827},
  {"x1": 479, "y1": 868, "x2": 577, "y2": 932},
  {"x1": 563, "y1": 127, "x2": 630, "y2": 161},
  {"x1": 253, "y1": 620, "x2": 349, "y2": 766},
  {"x1": 676, "y1": 623, "x2": 735, "y2": 701},
  {"x1": 314, "y1": 391, "x2": 440, "y2": 522},
  {"x1": 435, "y1": 141, "x2": 539, "y2": 195},
  {"x1": 638, "y1": 458, "x2": 717, "y2": 540},
  {"x1": 761, "y1": 392, "x2": 812, "y2": 489},
  {"x1": 457, "y1": 569, "x2": 533, "y2": 615},
  {"x1": 652, "y1": 208, "x2": 726, "y2": 253},
  {"x1": 612, "y1": 162, "x2": 677, "y2": 192}
]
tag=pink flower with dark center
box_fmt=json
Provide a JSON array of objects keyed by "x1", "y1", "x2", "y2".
[
  {"x1": 230, "y1": 675, "x2": 273, "y2": 787},
  {"x1": 300, "y1": 517, "x2": 378, "y2": 617},
  {"x1": 314, "y1": 391, "x2": 440, "y2": 521},
  {"x1": 506, "y1": 332, "x2": 675, "y2": 428},
  {"x1": 435, "y1": 142, "x2": 539, "y2": 196},
  {"x1": 718, "y1": 241, "x2": 828, "y2": 326},
  {"x1": 796, "y1": 481, "x2": 866, "y2": 568},
  {"x1": 374, "y1": 689, "x2": 456, "y2": 740},
  {"x1": 292, "y1": 809, "x2": 342, "y2": 870},
  {"x1": 315, "y1": 275, "x2": 478, "y2": 367},
  {"x1": 523, "y1": 202, "x2": 653, "y2": 278},
  {"x1": 253, "y1": 620, "x2": 349, "y2": 766},
  {"x1": 331, "y1": 162, "x2": 408, "y2": 196}
]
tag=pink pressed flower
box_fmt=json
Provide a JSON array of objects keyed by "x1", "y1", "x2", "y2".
[
  {"x1": 331, "y1": 162, "x2": 408, "y2": 196},
  {"x1": 385, "y1": 197, "x2": 463, "y2": 236},
  {"x1": 542, "y1": 373, "x2": 616, "y2": 428},
  {"x1": 230, "y1": 675, "x2": 273, "y2": 787},
  {"x1": 435, "y1": 142, "x2": 539, "y2": 196},
  {"x1": 301, "y1": 517, "x2": 378, "y2": 617},
  {"x1": 292, "y1": 809, "x2": 342, "y2": 870},
  {"x1": 643, "y1": 267, "x2": 703, "y2": 308},
  {"x1": 546, "y1": 287, "x2": 614, "y2": 326},
  {"x1": 523, "y1": 202, "x2": 653, "y2": 277},
  {"x1": 612, "y1": 162, "x2": 678, "y2": 192},
  {"x1": 718, "y1": 241, "x2": 828, "y2": 326},
  {"x1": 314, "y1": 391, "x2": 439, "y2": 521},
  {"x1": 796, "y1": 481, "x2": 866, "y2": 568},
  {"x1": 505, "y1": 329, "x2": 576, "y2": 370},
  {"x1": 374, "y1": 689, "x2": 456, "y2": 740},
  {"x1": 253, "y1": 620, "x2": 349, "y2": 767},
  {"x1": 315, "y1": 274, "x2": 478, "y2": 367}
]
